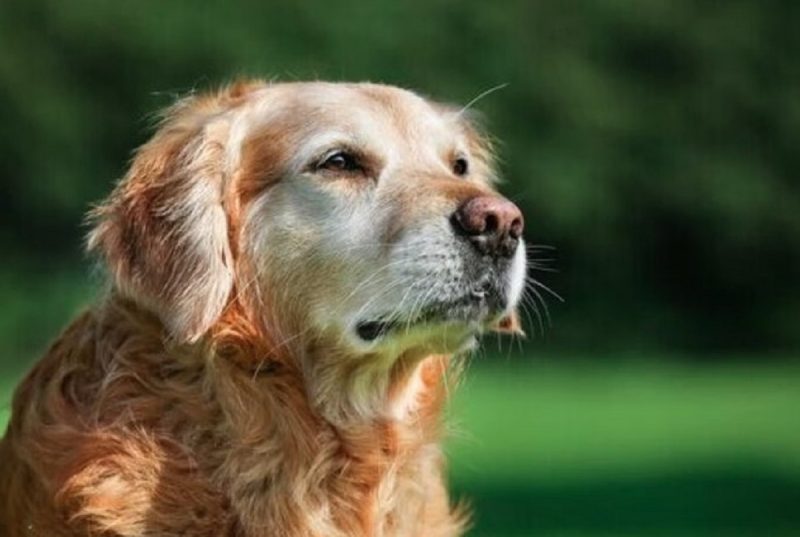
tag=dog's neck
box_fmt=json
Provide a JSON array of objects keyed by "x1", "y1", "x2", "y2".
[
  {"x1": 302, "y1": 343, "x2": 442, "y2": 426},
  {"x1": 206, "y1": 296, "x2": 454, "y2": 428},
  {"x1": 208, "y1": 301, "x2": 456, "y2": 535}
]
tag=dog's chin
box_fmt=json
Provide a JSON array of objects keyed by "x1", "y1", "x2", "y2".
[
  {"x1": 348, "y1": 291, "x2": 509, "y2": 355},
  {"x1": 351, "y1": 317, "x2": 481, "y2": 356}
]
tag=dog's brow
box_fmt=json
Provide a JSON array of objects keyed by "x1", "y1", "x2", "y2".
[{"x1": 286, "y1": 131, "x2": 362, "y2": 170}]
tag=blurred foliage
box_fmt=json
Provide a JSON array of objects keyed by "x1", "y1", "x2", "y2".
[{"x1": 1, "y1": 0, "x2": 800, "y2": 371}]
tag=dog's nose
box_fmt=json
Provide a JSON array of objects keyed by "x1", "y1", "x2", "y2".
[{"x1": 451, "y1": 196, "x2": 524, "y2": 259}]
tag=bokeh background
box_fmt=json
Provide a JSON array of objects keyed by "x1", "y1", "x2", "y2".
[{"x1": 1, "y1": 1, "x2": 798, "y2": 535}]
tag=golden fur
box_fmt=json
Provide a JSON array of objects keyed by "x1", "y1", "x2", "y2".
[{"x1": 0, "y1": 80, "x2": 524, "y2": 536}]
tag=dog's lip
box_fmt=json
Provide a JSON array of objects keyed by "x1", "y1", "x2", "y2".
[
  {"x1": 354, "y1": 287, "x2": 505, "y2": 342},
  {"x1": 356, "y1": 320, "x2": 397, "y2": 341}
]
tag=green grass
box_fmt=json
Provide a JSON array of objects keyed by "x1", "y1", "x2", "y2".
[
  {"x1": 447, "y1": 360, "x2": 800, "y2": 536},
  {"x1": 448, "y1": 361, "x2": 800, "y2": 482},
  {"x1": 2, "y1": 359, "x2": 799, "y2": 536}
]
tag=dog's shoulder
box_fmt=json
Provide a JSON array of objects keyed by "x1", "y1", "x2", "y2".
[{"x1": 0, "y1": 305, "x2": 234, "y2": 536}]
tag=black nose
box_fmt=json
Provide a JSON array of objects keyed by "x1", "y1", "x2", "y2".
[{"x1": 451, "y1": 196, "x2": 524, "y2": 259}]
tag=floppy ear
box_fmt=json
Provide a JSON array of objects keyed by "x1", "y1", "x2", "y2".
[{"x1": 87, "y1": 101, "x2": 234, "y2": 343}]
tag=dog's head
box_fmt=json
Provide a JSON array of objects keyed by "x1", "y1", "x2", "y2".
[{"x1": 89, "y1": 81, "x2": 526, "y2": 358}]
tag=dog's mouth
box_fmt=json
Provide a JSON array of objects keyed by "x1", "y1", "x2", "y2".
[
  {"x1": 354, "y1": 286, "x2": 506, "y2": 342},
  {"x1": 355, "y1": 320, "x2": 399, "y2": 341}
]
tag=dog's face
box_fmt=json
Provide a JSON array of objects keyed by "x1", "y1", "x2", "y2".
[{"x1": 90, "y1": 82, "x2": 526, "y2": 358}]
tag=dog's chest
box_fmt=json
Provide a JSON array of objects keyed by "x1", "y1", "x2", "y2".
[{"x1": 222, "y1": 422, "x2": 453, "y2": 537}]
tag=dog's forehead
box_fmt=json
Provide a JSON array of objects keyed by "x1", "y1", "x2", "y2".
[
  {"x1": 265, "y1": 82, "x2": 439, "y2": 118},
  {"x1": 246, "y1": 82, "x2": 458, "y2": 148}
]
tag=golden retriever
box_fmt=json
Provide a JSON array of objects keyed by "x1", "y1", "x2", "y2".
[{"x1": 0, "y1": 80, "x2": 526, "y2": 537}]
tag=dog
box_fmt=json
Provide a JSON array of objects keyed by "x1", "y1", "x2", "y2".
[{"x1": 0, "y1": 80, "x2": 526, "y2": 537}]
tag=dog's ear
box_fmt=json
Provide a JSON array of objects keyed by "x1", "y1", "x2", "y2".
[{"x1": 87, "y1": 97, "x2": 236, "y2": 343}]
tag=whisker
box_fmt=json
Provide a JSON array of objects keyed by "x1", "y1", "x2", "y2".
[
  {"x1": 339, "y1": 258, "x2": 413, "y2": 306},
  {"x1": 527, "y1": 285, "x2": 552, "y2": 327},
  {"x1": 348, "y1": 275, "x2": 413, "y2": 326},
  {"x1": 525, "y1": 277, "x2": 565, "y2": 303},
  {"x1": 529, "y1": 264, "x2": 559, "y2": 274},
  {"x1": 521, "y1": 292, "x2": 544, "y2": 336},
  {"x1": 457, "y1": 83, "x2": 509, "y2": 117},
  {"x1": 401, "y1": 273, "x2": 440, "y2": 335}
]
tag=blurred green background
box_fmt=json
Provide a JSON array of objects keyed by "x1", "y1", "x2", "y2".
[{"x1": 1, "y1": 1, "x2": 798, "y2": 535}]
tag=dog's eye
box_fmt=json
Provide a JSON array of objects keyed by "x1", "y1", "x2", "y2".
[
  {"x1": 318, "y1": 151, "x2": 362, "y2": 173},
  {"x1": 453, "y1": 157, "x2": 469, "y2": 177}
]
